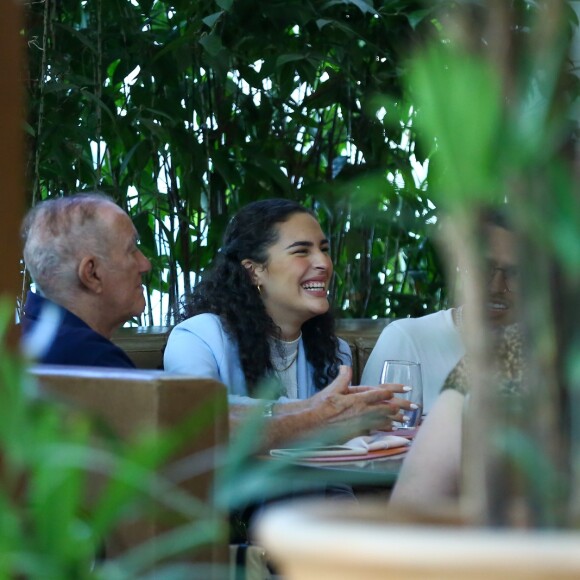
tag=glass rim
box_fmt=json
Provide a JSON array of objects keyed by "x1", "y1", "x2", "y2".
[{"x1": 381, "y1": 359, "x2": 421, "y2": 367}]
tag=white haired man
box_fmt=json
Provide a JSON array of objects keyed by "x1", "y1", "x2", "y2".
[{"x1": 21, "y1": 193, "x2": 151, "y2": 367}]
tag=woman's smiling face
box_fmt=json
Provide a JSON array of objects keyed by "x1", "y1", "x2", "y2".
[{"x1": 246, "y1": 212, "x2": 333, "y2": 339}]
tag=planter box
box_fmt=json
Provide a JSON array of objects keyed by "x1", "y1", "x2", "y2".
[{"x1": 256, "y1": 499, "x2": 580, "y2": 580}]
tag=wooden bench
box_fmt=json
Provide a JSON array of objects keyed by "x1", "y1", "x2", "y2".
[
  {"x1": 335, "y1": 319, "x2": 391, "y2": 382},
  {"x1": 111, "y1": 318, "x2": 391, "y2": 384}
]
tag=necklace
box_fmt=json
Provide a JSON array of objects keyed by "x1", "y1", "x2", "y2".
[
  {"x1": 270, "y1": 334, "x2": 300, "y2": 373},
  {"x1": 272, "y1": 350, "x2": 299, "y2": 372}
]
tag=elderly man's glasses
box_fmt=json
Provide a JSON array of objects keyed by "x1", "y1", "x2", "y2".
[{"x1": 457, "y1": 262, "x2": 519, "y2": 293}]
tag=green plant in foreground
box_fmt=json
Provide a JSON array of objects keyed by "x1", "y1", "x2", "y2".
[
  {"x1": 406, "y1": 0, "x2": 580, "y2": 528},
  {"x1": 0, "y1": 306, "x2": 97, "y2": 577},
  {"x1": 0, "y1": 302, "x2": 231, "y2": 578}
]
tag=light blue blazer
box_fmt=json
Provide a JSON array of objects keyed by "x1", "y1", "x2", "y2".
[{"x1": 164, "y1": 313, "x2": 352, "y2": 405}]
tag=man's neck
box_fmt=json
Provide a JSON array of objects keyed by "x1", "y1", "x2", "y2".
[{"x1": 59, "y1": 296, "x2": 117, "y2": 340}]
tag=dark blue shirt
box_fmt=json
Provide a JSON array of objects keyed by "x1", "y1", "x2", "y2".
[{"x1": 21, "y1": 291, "x2": 136, "y2": 369}]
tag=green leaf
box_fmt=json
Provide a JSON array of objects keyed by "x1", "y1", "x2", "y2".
[
  {"x1": 43, "y1": 82, "x2": 79, "y2": 94},
  {"x1": 23, "y1": 121, "x2": 36, "y2": 137},
  {"x1": 119, "y1": 141, "x2": 144, "y2": 177},
  {"x1": 198, "y1": 33, "x2": 225, "y2": 56},
  {"x1": 321, "y1": 0, "x2": 378, "y2": 16},
  {"x1": 406, "y1": 9, "x2": 433, "y2": 30},
  {"x1": 79, "y1": 89, "x2": 117, "y2": 124},
  {"x1": 409, "y1": 44, "x2": 504, "y2": 206},
  {"x1": 316, "y1": 18, "x2": 334, "y2": 29},
  {"x1": 216, "y1": 0, "x2": 234, "y2": 11},
  {"x1": 54, "y1": 22, "x2": 98, "y2": 54},
  {"x1": 202, "y1": 11, "x2": 224, "y2": 29},
  {"x1": 275, "y1": 54, "x2": 306, "y2": 67}
]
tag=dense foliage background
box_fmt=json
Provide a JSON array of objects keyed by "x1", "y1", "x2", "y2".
[{"x1": 24, "y1": 0, "x2": 452, "y2": 325}]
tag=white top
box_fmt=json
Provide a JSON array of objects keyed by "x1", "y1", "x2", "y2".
[{"x1": 360, "y1": 309, "x2": 465, "y2": 413}]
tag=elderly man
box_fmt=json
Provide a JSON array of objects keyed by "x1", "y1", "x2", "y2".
[{"x1": 20, "y1": 193, "x2": 151, "y2": 367}]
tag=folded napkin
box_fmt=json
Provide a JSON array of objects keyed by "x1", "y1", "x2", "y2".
[
  {"x1": 346, "y1": 431, "x2": 411, "y2": 452},
  {"x1": 270, "y1": 431, "x2": 410, "y2": 458}
]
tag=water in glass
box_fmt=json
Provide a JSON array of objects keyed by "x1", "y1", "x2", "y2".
[{"x1": 380, "y1": 360, "x2": 423, "y2": 428}]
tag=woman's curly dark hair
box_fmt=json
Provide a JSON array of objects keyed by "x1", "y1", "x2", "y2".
[{"x1": 179, "y1": 198, "x2": 343, "y2": 395}]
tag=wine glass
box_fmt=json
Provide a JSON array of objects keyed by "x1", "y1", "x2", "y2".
[{"x1": 380, "y1": 360, "x2": 423, "y2": 428}]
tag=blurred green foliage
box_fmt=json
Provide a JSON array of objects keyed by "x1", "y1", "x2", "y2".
[
  {"x1": 407, "y1": 0, "x2": 580, "y2": 528},
  {"x1": 0, "y1": 298, "x2": 229, "y2": 577}
]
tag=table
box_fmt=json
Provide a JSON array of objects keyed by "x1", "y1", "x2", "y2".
[
  {"x1": 278, "y1": 452, "x2": 406, "y2": 488},
  {"x1": 229, "y1": 445, "x2": 409, "y2": 544},
  {"x1": 266, "y1": 427, "x2": 416, "y2": 488}
]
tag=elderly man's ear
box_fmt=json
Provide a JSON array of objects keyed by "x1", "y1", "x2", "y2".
[{"x1": 78, "y1": 256, "x2": 104, "y2": 293}]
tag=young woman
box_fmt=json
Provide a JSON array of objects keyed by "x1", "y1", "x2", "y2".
[{"x1": 164, "y1": 198, "x2": 409, "y2": 448}]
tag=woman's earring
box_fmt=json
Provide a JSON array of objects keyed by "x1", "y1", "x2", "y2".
[{"x1": 257, "y1": 284, "x2": 262, "y2": 295}]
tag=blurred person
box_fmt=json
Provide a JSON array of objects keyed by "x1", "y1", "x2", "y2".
[
  {"x1": 21, "y1": 193, "x2": 151, "y2": 368},
  {"x1": 361, "y1": 209, "x2": 520, "y2": 413},
  {"x1": 165, "y1": 198, "x2": 414, "y2": 448},
  {"x1": 389, "y1": 323, "x2": 523, "y2": 509}
]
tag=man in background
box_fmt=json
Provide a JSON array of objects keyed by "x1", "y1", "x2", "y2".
[
  {"x1": 361, "y1": 209, "x2": 520, "y2": 413},
  {"x1": 20, "y1": 193, "x2": 151, "y2": 367}
]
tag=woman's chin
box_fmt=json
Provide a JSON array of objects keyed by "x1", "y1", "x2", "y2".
[{"x1": 305, "y1": 301, "x2": 330, "y2": 320}]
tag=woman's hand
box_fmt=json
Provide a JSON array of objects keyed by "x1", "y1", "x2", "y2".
[
  {"x1": 308, "y1": 365, "x2": 415, "y2": 431},
  {"x1": 241, "y1": 365, "x2": 418, "y2": 449}
]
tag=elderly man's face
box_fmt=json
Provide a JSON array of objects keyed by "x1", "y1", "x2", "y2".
[
  {"x1": 485, "y1": 224, "x2": 519, "y2": 327},
  {"x1": 98, "y1": 205, "x2": 151, "y2": 327}
]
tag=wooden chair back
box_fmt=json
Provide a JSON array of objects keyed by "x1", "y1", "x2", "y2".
[{"x1": 31, "y1": 365, "x2": 229, "y2": 574}]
